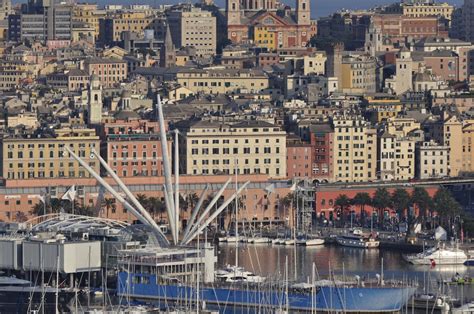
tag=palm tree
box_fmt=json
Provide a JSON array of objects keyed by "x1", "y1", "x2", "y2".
[
  {"x1": 352, "y1": 192, "x2": 371, "y2": 223},
  {"x1": 432, "y1": 188, "x2": 462, "y2": 233},
  {"x1": 136, "y1": 194, "x2": 149, "y2": 209},
  {"x1": 15, "y1": 211, "x2": 28, "y2": 222},
  {"x1": 31, "y1": 202, "x2": 46, "y2": 216},
  {"x1": 411, "y1": 187, "x2": 433, "y2": 219},
  {"x1": 372, "y1": 188, "x2": 392, "y2": 223},
  {"x1": 103, "y1": 198, "x2": 116, "y2": 218},
  {"x1": 187, "y1": 193, "x2": 199, "y2": 210},
  {"x1": 335, "y1": 194, "x2": 351, "y2": 225},
  {"x1": 391, "y1": 188, "x2": 410, "y2": 220}
]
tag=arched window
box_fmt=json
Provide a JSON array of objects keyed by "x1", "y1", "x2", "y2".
[{"x1": 94, "y1": 94, "x2": 98, "y2": 102}]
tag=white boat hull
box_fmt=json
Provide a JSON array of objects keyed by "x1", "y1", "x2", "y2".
[
  {"x1": 305, "y1": 238, "x2": 325, "y2": 246},
  {"x1": 403, "y1": 248, "x2": 468, "y2": 265},
  {"x1": 284, "y1": 239, "x2": 295, "y2": 245}
]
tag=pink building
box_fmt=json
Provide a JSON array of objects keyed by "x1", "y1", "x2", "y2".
[
  {"x1": 100, "y1": 117, "x2": 169, "y2": 178},
  {"x1": 84, "y1": 57, "x2": 127, "y2": 88},
  {"x1": 424, "y1": 50, "x2": 459, "y2": 81},
  {"x1": 286, "y1": 136, "x2": 312, "y2": 179},
  {"x1": 310, "y1": 123, "x2": 334, "y2": 183}
]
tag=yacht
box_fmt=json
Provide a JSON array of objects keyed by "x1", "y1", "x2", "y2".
[
  {"x1": 403, "y1": 246, "x2": 468, "y2": 265},
  {"x1": 215, "y1": 265, "x2": 265, "y2": 283},
  {"x1": 336, "y1": 231, "x2": 379, "y2": 248}
]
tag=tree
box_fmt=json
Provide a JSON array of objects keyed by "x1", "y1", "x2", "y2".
[
  {"x1": 31, "y1": 202, "x2": 46, "y2": 216},
  {"x1": 411, "y1": 187, "x2": 433, "y2": 219},
  {"x1": 353, "y1": 192, "x2": 371, "y2": 222},
  {"x1": 15, "y1": 211, "x2": 28, "y2": 222},
  {"x1": 372, "y1": 188, "x2": 392, "y2": 222},
  {"x1": 335, "y1": 194, "x2": 351, "y2": 224},
  {"x1": 432, "y1": 188, "x2": 462, "y2": 233},
  {"x1": 148, "y1": 197, "x2": 166, "y2": 221},
  {"x1": 103, "y1": 198, "x2": 116, "y2": 218},
  {"x1": 391, "y1": 188, "x2": 411, "y2": 220}
]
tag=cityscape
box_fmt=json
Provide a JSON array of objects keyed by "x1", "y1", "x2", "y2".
[{"x1": 0, "y1": 0, "x2": 473, "y2": 312}]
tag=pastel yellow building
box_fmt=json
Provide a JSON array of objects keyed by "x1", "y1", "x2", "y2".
[
  {"x1": 100, "y1": 11, "x2": 154, "y2": 43},
  {"x1": 332, "y1": 116, "x2": 378, "y2": 182},
  {"x1": 176, "y1": 120, "x2": 287, "y2": 179},
  {"x1": 0, "y1": 127, "x2": 100, "y2": 180},
  {"x1": 462, "y1": 120, "x2": 474, "y2": 175},
  {"x1": 402, "y1": 2, "x2": 454, "y2": 22},
  {"x1": 73, "y1": 3, "x2": 104, "y2": 40},
  {"x1": 254, "y1": 26, "x2": 276, "y2": 51},
  {"x1": 176, "y1": 68, "x2": 269, "y2": 94}
]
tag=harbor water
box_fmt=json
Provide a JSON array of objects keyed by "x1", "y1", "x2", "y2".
[{"x1": 217, "y1": 243, "x2": 474, "y2": 302}]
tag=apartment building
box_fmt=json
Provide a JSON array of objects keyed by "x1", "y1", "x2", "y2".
[
  {"x1": 105, "y1": 134, "x2": 165, "y2": 178},
  {"x1": 176, "y1": 120, "x2": 287, "y2": 179},
  {"x1": 309, "y1": 122, "x2": 334, "y2": 183},
  {"x1": 0, "y1": 59, "x2": 30, "y2": 91},
  {"x1": 427, "y1": 114, "x2": 463, "y2": 177},
  {"x1": 462, "y1": 120, "x2": 474, "y2": 174},
  {"x1": 167, "y1": 7, "x2": 216, "y2": 57},
  {"x1": 340, "y1": 54, "x2": 377, "y2": 94},
  {"x1": 176, "y1": 68, "x2": 269, "y2": 94},
  {"x1": 386, "y1": 117, "x2": 421, "y2": 138},
  {"x1": 18, "y1": 2, "x2": 73, "y2": 42},
  {"x1": 99, "y1": 11, "x2": 154, "y2": 44},
  {"x1": 416, "y1": 140, "x2": 449, "y2": 179},
  {"x1": 46, "y1": 69, "x2": 90, "y2": 92},
  {"x1": 385, "y1": 1, "x2": 454, "y2": 22},
  {"x1": 84, "y1": 58, "x2": 127, "y2": 88},
  {"x1": 379, "y1": 132, "x2": 416, "y2": 181},
  {"x1": 332, "y1": 116, "x2": 377, "y2": 183},
  {"x1": 0, "y1": 128, "x2": 100, "y2": 180},
  {"x1": 286, "y1": 136, "x2": 312, "y2": 179},
  {"x1": 72, "y1": 3, "x2": 103, "y2": 40}
]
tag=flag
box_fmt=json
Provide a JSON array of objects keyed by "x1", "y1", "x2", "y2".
[
  {"x1": 264, "y1": 183, "x2": 275, "y2": 195},
  {"x1": 289, "y1": 183, "x2": 297, "y2": 191},
  {"x1": 61, "y1": 185, "x2": 76, "y2": 202},
  {"x1": 38, "y1": 191, "x2": 46, "y2": 204}
]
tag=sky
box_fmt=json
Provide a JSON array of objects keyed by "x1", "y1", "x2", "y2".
[{"x1": 87, "y1": 0, "x2": 464, "y2": 18}]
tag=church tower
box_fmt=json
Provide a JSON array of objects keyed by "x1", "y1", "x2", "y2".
[
  {"x1": 226, "y1": 0, "x2": 240, "y2": 25},
  {"x1": 160, "y1": 23, "x2": 176, "y2": 68},
  {"x1": 88, "y1": 74, "x2": 102, "y2": 125},
  {"x1": 296, "y1": 0, "x2": 310, "y2": 25}
]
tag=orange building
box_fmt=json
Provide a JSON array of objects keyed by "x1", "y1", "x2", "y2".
[
  {"x1": 0, "y1": 175, "x2": 293, "y2": 228},
  {"x1": 315, "y1": 184, "x2": 439, "y2": 220}
]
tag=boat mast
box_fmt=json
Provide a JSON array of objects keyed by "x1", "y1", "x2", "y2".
[{"x1": 235, "y1": 157, "x2": 238, "y2": 268}]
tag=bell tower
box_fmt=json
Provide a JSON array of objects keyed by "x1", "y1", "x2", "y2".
[
  {"x1": 226, "y1": 0, "x2": 240, "y2": 25},
  {"x1": 296, "y1": 0, "x2": 310, "y2": 25},
  {"x1": 88, "y1": 74, "x2": 102, "y2": 125}
]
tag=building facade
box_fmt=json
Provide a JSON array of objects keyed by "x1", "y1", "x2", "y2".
[
  {"x1": 168, "y1": 7, "x2": 216, "y2": 57},
  {"x1": 176, "y1": 120, "x2": 287, "y2": 179},
  {"x1": 332, "y1": 116, "x2": 377, "y2": 182},
  {"x1": 415, "y1": 140, "x2": 449, "y2": 179},
  {"x1": 0, "y1": 128, "x2": 100, "y2": 180}
]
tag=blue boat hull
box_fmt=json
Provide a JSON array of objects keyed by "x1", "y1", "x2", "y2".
[{"x1": 117, "y1": 272, "x2": 416, "y2": 312}]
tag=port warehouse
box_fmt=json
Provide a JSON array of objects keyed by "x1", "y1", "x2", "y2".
[{"x1": 0, "y1": 175, "x2": 473, "y2": 223}]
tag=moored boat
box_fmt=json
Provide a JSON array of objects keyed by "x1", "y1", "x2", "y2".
[
  {"x1": 403, "y1": 246, "x2": 468, "y2": 265},
  {"x1": 336, "y1": 232, "x2": 379, "y2": 248}
]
